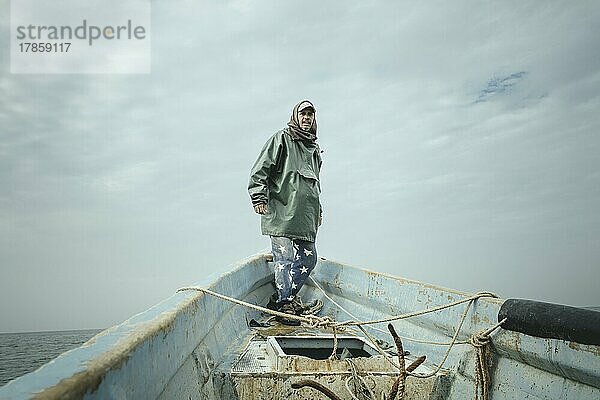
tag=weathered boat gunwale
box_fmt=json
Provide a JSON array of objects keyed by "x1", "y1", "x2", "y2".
[{"x1": 0, "y1": 254, "x2": 274, "y2": 400}]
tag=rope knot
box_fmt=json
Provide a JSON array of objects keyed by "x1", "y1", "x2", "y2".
[
  {"x1": 470, "y1": 330, "x2": 492, "y2": 348},
  {"x1": 307, "y1": 315, "x2": 335, "y2": 329}
]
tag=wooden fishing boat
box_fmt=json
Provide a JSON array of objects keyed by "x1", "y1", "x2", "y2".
[{"x1": 1, "y1": 253, "x2": 599, "y2": 399}]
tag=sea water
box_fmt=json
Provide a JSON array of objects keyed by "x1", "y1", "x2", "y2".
[{"x1": 0, "y1": 329, "x2": 102, "y2": 387}]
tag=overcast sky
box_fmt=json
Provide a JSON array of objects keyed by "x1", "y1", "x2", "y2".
[{"x1": 1, "y1": 1, "x2": 599, "y2": 333}]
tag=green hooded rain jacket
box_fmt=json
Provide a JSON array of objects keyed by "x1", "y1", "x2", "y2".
[{"x1": 248, "y1": 128, "x2": 323, "y2": 242}]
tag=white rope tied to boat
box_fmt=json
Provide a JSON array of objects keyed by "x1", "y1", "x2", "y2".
[
  {"x1": 328, "y1": 327, "x2": 339, "y2": 360},
  {"x1": 176, "y1": 286, "x2": 312, "y2": 325},
  {"x1": 345, "y1": 359, "x2": 376, "y2": 400},
  {"x1": 176, "y1": 284, "x2": 506, "y2": 399},
  {"x1": 177, "y1": 285, "x2": 499, "y2": 332},
  {"x1": 308, "y1": 277, "x2": 471, "y2": 346},
  {"x1": 334, "y1": 291, "x2": 499, "y2": 328}
]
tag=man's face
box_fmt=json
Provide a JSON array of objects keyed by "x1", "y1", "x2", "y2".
[{"x1": 298, "y1": 108, "x2": 315, "y2": 131}]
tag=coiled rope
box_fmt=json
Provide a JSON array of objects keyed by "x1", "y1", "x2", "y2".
[{"x1": 471, "y1": 330, "x2": 493, "y2": 400}]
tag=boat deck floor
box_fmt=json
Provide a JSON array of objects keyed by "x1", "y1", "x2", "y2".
[{"x1": 213, "y1": 325, "x2": 451, "y2": 400}]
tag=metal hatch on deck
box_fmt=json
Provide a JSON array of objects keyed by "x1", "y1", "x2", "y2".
[
  {"x1": 268, "y1": 335, "x2": 378, "y2": 360},
  {"x1": 231, "y1": 335, "x2": 394, "y2": 375}
]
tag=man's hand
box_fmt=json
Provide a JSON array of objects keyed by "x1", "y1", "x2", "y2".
[{"x1": 254, "y1": 204, "x2": 267, "y2": 215}]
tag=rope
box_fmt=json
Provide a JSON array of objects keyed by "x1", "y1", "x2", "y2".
[
  {"x1": 407, "y1": 299, "x2": 473, "y2": 378},
  {"x1": 470, "y1": 318, "x2": 506, "y2": 400},
  {"x1": 329, "y1": 327, "x2": 339, "y2": 360},
  {"x1": 305, "y1": 278, "x2": 505, "y2": 383},
  {"x1": 345, "y1": 359, "x2": 376, "y2": 400},
  {"x1": 349, "y1": 300, "x2": 478, "y2": 379},
  {"x1": 309, "y1": 277, "x2": 469, "y2": 346},
  {"x1": 345, "y1": 377, "x2": 363, "y2": 400},
  {"x1": 334, "y1": 291, "x2": 498, "y2": 328},
  {"x1": 176, "y1": 286, "x2": 330, "y2": 327},
  {"x1": 177, "y1": 284, "x2": 506, "y2": 394}
]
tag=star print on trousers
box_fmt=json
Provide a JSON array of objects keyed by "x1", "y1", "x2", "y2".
[{"x1": 270, "y1": 236, "x2": 318, "y2": 304}]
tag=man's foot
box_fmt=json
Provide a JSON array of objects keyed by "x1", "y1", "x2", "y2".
[{"x1": 265, "y1": 294, "x2": 279, "y2": 311}]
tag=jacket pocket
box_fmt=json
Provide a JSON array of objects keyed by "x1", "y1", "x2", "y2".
[{"x1": 297, "y1": 168, "x2": 320, "y2": 194}]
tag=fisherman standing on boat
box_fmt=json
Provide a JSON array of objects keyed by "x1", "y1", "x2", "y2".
[{"x1": 248, "y1": 100, "x2": 322, "y2": 321}]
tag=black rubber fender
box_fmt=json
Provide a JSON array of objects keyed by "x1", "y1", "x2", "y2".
[{"x1": 498, "y1": 299, "x2": 600, "y2": 345}]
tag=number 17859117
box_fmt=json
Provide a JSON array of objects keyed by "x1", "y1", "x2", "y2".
[{"x1": 19, "y1": 42, "x2": 71, "y2": 52}]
